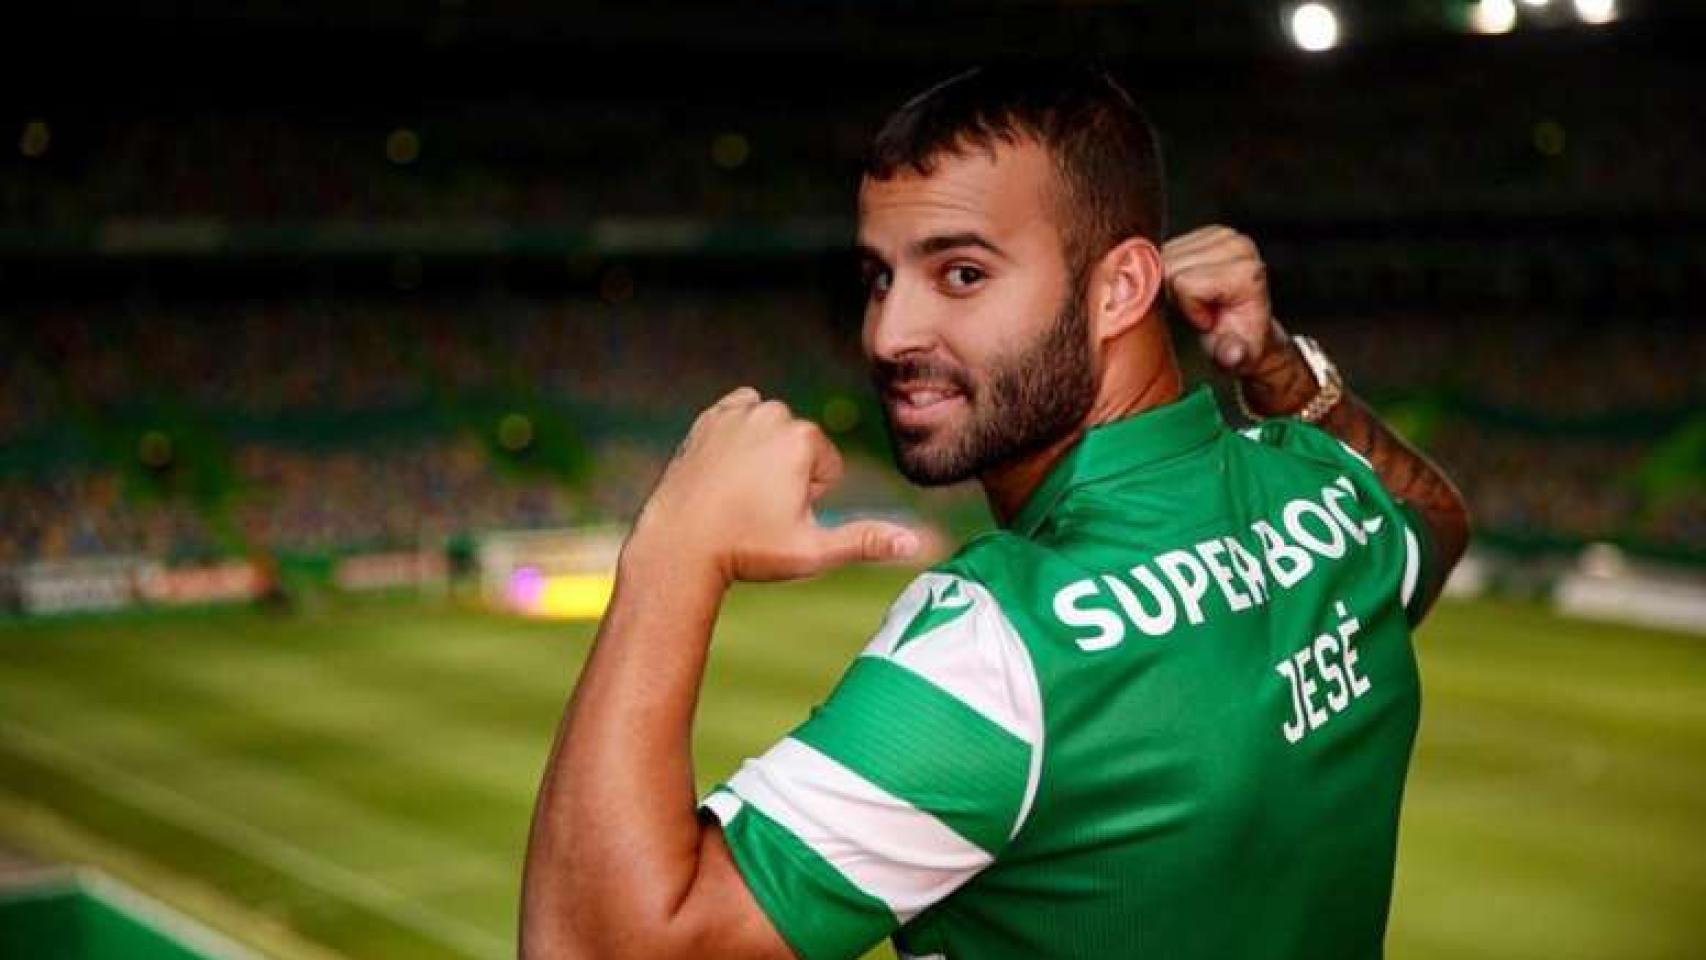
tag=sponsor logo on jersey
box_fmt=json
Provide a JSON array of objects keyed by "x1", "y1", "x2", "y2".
[
  {"x1": 894, "y1": 576, "x2": 975, "y2": 651},
  {"x1": 1051, "y1": 475, "x2": 1384, "y2": 652}
]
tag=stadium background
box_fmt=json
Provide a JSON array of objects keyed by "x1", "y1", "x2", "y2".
[{"x1": 2, "y1": 1, "x2": 1703, "y2": 957}]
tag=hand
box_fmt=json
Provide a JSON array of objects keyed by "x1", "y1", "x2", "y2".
[
  {"x1": 1163, "y1": 225, "x2": 1288, "y2": 376},
  {"x1": 630, "y1": 387, "x2": 920, "y2": 584}
]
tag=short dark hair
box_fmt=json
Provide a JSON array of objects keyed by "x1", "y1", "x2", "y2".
[{"x1": 865, "y1": 64, "x2": 1167, "y2": 278}]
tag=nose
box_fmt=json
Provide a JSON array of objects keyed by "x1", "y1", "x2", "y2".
[{"x1": 863, "y1": 279, "x2": 937, "y2": 362}]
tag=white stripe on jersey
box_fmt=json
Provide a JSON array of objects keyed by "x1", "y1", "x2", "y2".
[
  {"x1": 861, "y1": 574, "x2": 1045, "y2": 840},
  {"x1": 725, "y1": 737, "x2": 993, "y2": 921},
  {"x1": 701, "y1": 789, "x2": 743, "y2": 824},
  {"x1": 878, "y1": 580, "x2": 1042, "y2": 747},
  {"x1": 1401, "y1": 525, "x2": 1422, "y2": 610},
  {"x1": 1337, "y1": 438, "x2": 1375, "y2": 470}
]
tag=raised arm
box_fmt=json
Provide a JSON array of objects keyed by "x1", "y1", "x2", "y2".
[
  {"x1": 520, "y1": 387, "x2": 917, "y2": 959},
  {"x1": 1164, "y1": 226, "x2": 1470, "y2": 619}
]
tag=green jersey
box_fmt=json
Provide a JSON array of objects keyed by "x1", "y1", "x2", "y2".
[{"x1": 702, "y1": 385, "x2": 1437, "y2": 960}]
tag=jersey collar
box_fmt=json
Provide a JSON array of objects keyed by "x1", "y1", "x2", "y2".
[{"x1": 1008, "y1": 384, "x2": 1226, "y2": 537}]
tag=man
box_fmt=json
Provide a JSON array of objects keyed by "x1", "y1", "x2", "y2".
[{"x1": 522, "y1": 65, "x2": 1469, "y2": 959}]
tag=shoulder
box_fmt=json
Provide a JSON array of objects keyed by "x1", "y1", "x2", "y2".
[
  {"x1": 868, "y1": 532, "x2": 1060, "y2": 661},
  {"x1": 1234, "y1": 417, "x2": 1432, "y2": 622},
  {"x1": 1228, "y1": 417, "x2": 1405, "y2": 518},
  {"x1": 1233, "y1": 417, "x2": 1374, "y2": 475},
  {"x1": 862, "y1": 555, "x2": 1044, "y2": 751}
]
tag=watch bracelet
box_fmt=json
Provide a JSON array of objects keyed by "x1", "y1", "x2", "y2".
[{"x1": 1232, "y1": 342, "x2": 1345, "y2": 425}]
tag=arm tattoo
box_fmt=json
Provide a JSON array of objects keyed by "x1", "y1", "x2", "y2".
[{"x1": 1241, "y1": 341, "x2": 1471, "y2": 620}]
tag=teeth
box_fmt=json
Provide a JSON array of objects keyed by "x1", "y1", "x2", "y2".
[{"x1": 893, "y1": 386, "x2": 960, "y2": 410}]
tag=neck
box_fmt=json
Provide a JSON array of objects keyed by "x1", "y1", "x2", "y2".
[{"x1": 981, "y1": 341, "x2": 1182, "y2": 527}]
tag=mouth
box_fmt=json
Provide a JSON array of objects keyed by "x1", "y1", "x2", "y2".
[{"x1": 885, "y1": 382, "x2": 967, "y2": 431}]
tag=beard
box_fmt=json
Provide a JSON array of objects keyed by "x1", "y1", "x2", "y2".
[{"x1": 872, "y1": 288, "x2": 1096, "y2": 487}]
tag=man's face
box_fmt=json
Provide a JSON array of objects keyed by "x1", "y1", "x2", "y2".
[{"x1": 857, "y1": 139, "x2": 1096, "y2": 486}]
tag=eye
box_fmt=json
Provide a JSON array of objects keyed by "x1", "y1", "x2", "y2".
[
  {"x1": 943, "y1": 264, "x2": 986, "y2": 290},
  {"x1": 862, "y1": 265, "x2": 893, "y2": 299}
]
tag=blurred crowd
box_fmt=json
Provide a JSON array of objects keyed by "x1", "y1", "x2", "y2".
[
  {"x1": 1, "y1": 292, "x2": 1699, "y2": 568},
  {"x1": 0, "y1": 291, "x2": 874, "y2": 567},
  {"x1": 0, "y1": 291, "x2": 856, "y2": 443},
  {"x1": 0, "y1": 439, "x2": 577, "y2": 567},
  {"x1": 1316, "y1": 314, "x2": 1704, "y2": 419},
  {"x1": 4, "y1": 34, "x2": 1699, "y2": 572},
  {"x1": 1428, "y1": 424, "x2": 1704, "y2": 554}
]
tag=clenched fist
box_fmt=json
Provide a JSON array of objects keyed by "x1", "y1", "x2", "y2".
[
  {"x1": 1163, "y1": 225, "x2": 1289, "y2": 376},
  {"x1": 631, "y1": 387, "x2": 919, "y2": 584}
]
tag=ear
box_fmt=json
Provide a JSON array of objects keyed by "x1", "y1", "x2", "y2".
[{"x1": 1088, "y1": 237, "x2": 1164, "y2": 344}]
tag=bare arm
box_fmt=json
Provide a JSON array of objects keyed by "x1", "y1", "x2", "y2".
[
  {"x1": 520, "y1": 388, "x2": 917, "y2": 959},
  {"x1": 520, "y1": 538, "x2": 783, "y2": 959},
  {"x1": 1164, "y1": 226, "x2": 1470, "y2": 619}
]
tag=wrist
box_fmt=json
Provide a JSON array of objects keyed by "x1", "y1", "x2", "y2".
[
  {"x1": 1245, "y1": 321, "x2": 1295, "y2": 381},
  {"x1": 621, "y1": 510, "x2": 730, "y2": 593},
  {"x1": 1237, "y1": 330, "x2": 1345, "y2": 423},
  {"x1": 1238, "y1": 329, "x2": 1313, "y2": 418}
]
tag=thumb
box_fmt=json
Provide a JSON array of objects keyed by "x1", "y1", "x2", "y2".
[
  {"x1": 813, "y1": 519, "x2": 921, "y2": 571},
  {"x1": 1202, "y1": 330, "x2": 1250, "y2": 372}
]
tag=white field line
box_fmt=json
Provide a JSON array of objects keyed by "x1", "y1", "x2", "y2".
[
  {"x1": 81, "y1": 868, "x2": 265, "y2": 960},
  {"x1": 0, "y1": 723, "x2": 509, "y2": 960},
  {"x1": 0, "y1": 868, "x2": 78, "y2": 903}
]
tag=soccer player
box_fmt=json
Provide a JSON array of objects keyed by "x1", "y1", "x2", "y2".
[{"x1": 521, "y1": 65, "x2": 1469, "y2": 959}]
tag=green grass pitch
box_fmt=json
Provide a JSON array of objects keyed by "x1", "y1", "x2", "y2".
[{"x1": 1, "y1": 569, "x2": 1702, "y2": 959}]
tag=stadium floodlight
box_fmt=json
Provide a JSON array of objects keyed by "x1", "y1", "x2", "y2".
[
  {"x1": 1288, "y1": 3, "x2": 1340, "y2": 52},
  {"x1": 1573, "y1": 0, "x2": 1617, "y2": 23},
  {"x1": 1470, "y1": 0, "x2": 1519, "y2": 34}
]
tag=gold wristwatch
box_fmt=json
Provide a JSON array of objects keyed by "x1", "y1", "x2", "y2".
[{"x1": 1235, "y1": 334, "x2": 1344, "y2": 424}]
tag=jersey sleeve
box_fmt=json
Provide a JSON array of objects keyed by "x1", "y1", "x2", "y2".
[
  {"x1": 1246, "y1": 419, "x2": 1439, "y2": 625},
  {"x1": 699, "y1": 571, "x2": 1045, "y2": 960}
]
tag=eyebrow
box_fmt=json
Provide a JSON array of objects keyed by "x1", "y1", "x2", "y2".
[{"x1": 855, "y1": 231, "x2": 1010, "y2": 266}]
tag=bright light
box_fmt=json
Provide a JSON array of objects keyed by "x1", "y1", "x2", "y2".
[
  {"x1": 505, "y1": 568, "x2": 615, "y2": 619},
  {"x1": 1289, "y1": 3, "x2": 1340, "y2": 52},
  {"x1": 1470, "y1": 0, "x2": 1518, "y2": 33},
  {"x1": 1573, "y1": 0, "x2": 1617, "y2": 24},
  {"x1": 1518, "y1": 0, "x2": 1549, "y2": 7}
]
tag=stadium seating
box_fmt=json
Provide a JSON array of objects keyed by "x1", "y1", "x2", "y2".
[
  {"x1": 2, "y1": 290, "x2": 1699, "y2": 573},
  {"x1": 3, "y1": 30, "x2": 1701, "y2": 583}
]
